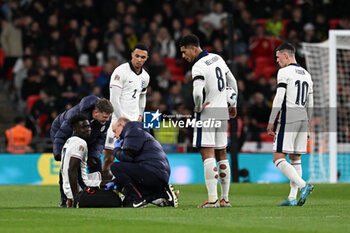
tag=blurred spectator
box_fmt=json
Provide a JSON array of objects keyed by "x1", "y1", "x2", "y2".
[
  {"x1": 175, "y1": 0, "x2": 200, "y2": 19},
  {"x1": 212, "y1": 37, "x2": 226, "y2": 60},
  {"x1": 83, "y1": 71, "x2": 96, "y2": 93},
  {"x1": 107, "y1": 33, "x2": 127, "y2": 63},
  {"x1": 13, "y1": 55, "x2": 34, "y2": 101},
  {"x1": 104, "y1": 18, "x2": 120, "y2": 44},
  {"x1": 74, "y1": 25, "x2": 89, "y2": 54},
  {"x1": 148, "y1": 51, "x2": 165, "y2": 83},
  {"x1": 152, "y1": 66, "x2": 173, "y2": 95},
  {"x1": 286, "y1": 7, "x2": 304, "y2": 39},
  {"x1": 171, "y1": 18, "x2": 183, "y2": 46},
  {"x1": 265, "y1": 9, "x2": 283, "y2": 38},
  {"x1": 78, "y1": 37, "x2": 104, "y2": 66},
  {"x1": 154, "y1": 27, "x2": 176, "y2": 58},
  {"x1": 140, "y1": 32, "x2": 155, "y2": 53},
  {"x1": 164, "y1": 81, "x2": 183, "y2": 113},
  {"x1": 336, "y1": 15, "x2": 350, "y2": 30},
  {"x1": 232, "y1": 29, "x2": 248, "y2": 58},
  {"x1": 205, "y1": 1, "x2": 228, "y2": 30},
  {"x1": 236, "y1": 9, "x2": 254, "y2": 44},
  {"x1": 30, "y1": 88, "x2": 56, "y2": 120},
  {"x1": 303, "y1": 23, "x2": 320, "y2": 43},
  {"x1": 250, "y1": 92, "x2": 270, "y2": 126},
  {"x1": 123, "y1": 24, "x2": 138, "y2": 53},
  {"x1": 314, "y1": 13, "x2": 329, "y2": 41},
  {"x1": 96, "y1": 61, "x2": 115, "y2": 98},
  {"x1": 197, "y1": 16, "x2": 214, "y2": 46},
  {"x1": 1, "y1": 16, "x2": 23, "y2": 80},
  {"x1": 249, "y1": 24, "x2": 274, "y2": 60},
  {"x1": 161, "y1": 1, "x2": 177, "y2": 31},
  {"x1": 5, "y1": 116, "x2": 34, "y2": 154},
  {"x1": 21, "y1": 69, "x2": 42, "y2": 101}
]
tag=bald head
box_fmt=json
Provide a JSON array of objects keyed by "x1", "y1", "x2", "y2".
[{"x1": 112, "y1": 116, "x2": 130, "y2": 138}]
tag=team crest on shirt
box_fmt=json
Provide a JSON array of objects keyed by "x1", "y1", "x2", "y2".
[
  {"x1": 141, "y1": 80, "x2": 146, "y2": 89},
  {"x1": 78, "y1": 145, "x2": 85, "y2": 152},
  {"x1": 114, "y1": 74, "x2": 120, "y2": 81},
  {"x1": 101, "y1": 125, "x2": 105, "y2": 132}
]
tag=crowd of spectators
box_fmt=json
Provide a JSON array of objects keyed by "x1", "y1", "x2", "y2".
[{"x1": 0, "y1": 0, "x2": 349, "y2": 151}]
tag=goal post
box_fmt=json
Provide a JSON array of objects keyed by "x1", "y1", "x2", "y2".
[{"x1": 303, "y1": 30, "x2": 350, "y2": 183}]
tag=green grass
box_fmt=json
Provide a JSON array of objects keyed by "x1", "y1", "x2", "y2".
[{"x1": 0, "y1": 184, "x2": 350, "y2": 233}]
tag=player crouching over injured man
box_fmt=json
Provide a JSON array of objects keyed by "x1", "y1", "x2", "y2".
[
  {"x1": 61, "y1": 114, "x2": 113, "y2": 207},
  {"x1": 106, "y1": 116, "x2": 179, "y2": 208}
]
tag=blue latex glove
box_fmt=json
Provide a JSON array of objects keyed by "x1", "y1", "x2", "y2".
[
  {"x1": 105, "y1": 181, "x2": 116, "y2": 190},
  {"x1": 114, "y1": 138, "x2": 124, "y2": 148}
]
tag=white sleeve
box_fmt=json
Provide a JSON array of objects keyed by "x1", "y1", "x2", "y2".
[
  {"x1": 277, "y1": 69, "x2": 288, "y2": 84},
  {"x1": 226, "y1": 69, "x2": 238, "y2": 97},
  {"x1": 70, "y1": 140, "x2": 87, "y2": 160},
  {"x1": 307, "y1": 82, "x2": 314, "y2": 122},
  {"x1": 139, "y1": 73, "x2": 149, "y2": 116},
  {"x1": 139, "y1": 92, "x2": 146, "y2": 115},
  {"x1": 193, "y1": 80, "x2": 205, "y2": 112},
  {"x1": 192, "y1": 64, "x2": 205, "y2": 112},
  {"x1": 268, "y1": 87, "x2": 286, "y2": 124},
  {"x1": 110, "y1": 68, "x2": 125, "y2": 118}
]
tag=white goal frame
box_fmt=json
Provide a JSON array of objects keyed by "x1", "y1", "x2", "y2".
[{"x1": 329, "y1": 30, "x2": 350, "y2": 183}]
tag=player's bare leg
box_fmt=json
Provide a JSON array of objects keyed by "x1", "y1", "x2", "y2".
[
  {"x1": 102, "y1": 149, "x2": 114, "y2": 171},
  {"x1": 215, "y1": 148, "x2": 231, "y2": 207},
  {"x1": 198, "y1": 147, "x2": 219, "y2": 208}
]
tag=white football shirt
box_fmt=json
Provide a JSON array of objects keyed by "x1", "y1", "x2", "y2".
[
  {"x1": 277, "y1": 64, "x2": 313, "y2": 123},
  {"x1": 192, "y1": 52, "x2": 237, "y2": 120},
  {"x1": 61, "y1": 136, "x2": 101, "y2": 199},
  {"x1": 109, "y1": 62, "x2": 150, "y2": 121}
]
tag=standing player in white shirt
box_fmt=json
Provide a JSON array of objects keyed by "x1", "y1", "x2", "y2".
[
  {"x1": 180, "y1": 34, "x2": 238, "y2": 208},
  {"x1": 103, "y1": 44, "x2": 150, "y2": 171},
  {"x1": 267, "y1": 42, "x2": 314, "y2": 206},
  {"x1": 61, "y1": 114, "x2": 111, "y2": 207}
]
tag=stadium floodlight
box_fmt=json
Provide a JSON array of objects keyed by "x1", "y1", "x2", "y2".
[{"x1": 303, "y1": 30, "x2": 350, "y2": 183}]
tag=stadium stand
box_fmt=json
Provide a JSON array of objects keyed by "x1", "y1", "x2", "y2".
[{"x1": 0, "y1": 0, "x2": 349, "y2": 153}]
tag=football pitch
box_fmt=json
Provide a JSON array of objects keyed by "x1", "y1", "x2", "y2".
[{"x1": 1, "y1": 184, "x2": 349, "y2": 233}]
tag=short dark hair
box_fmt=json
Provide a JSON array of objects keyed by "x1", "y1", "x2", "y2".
[
  {"x1": 95, "y1": 98, "x2": 113, "y2": 114},
  {"x1": 180, "y1": 34, "x2": 200, "y2": 47},
  {"x1": 133, "y1": 43, "x2": 149, "y2": 53},
  {"x1": 69, "y1": 114, "x2": 88, "y2": 129},
  {"x1": 276, "y1": 42, "x2": 296, "y2": 54}
]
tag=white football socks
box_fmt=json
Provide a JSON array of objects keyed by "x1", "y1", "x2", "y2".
[
  {"x1": 275, "y1": 158, "x2": 306, "y2": 189},
  {"x1": 218, "y1": 159, "x2": 230, "y2": 201},
  {"x1": 288, "y1": 159, "x2": 302, "y2": 200},
  {"x1": 204, "y1": 158, "x2": 218, "y2": 202}
]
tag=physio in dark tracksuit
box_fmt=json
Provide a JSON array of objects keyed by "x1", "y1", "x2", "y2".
[
  {"x1": 50, "y1": 95, "x2": 113, "y2": 207},
  {"x1": 110, "y1": 117, "x2": 175, "y2": 207}
]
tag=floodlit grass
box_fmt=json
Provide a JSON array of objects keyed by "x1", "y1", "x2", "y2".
[{"x1": 0, "y1": 183, "x2": 349, "y2": 233}]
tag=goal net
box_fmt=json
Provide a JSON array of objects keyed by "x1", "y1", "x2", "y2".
[{"x1": 303, "y1": 30, "x2": 350, "y2": 183}]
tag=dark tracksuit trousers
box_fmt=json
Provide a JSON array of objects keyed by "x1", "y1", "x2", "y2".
[{"x1": 110, "y1": 162, "x2": 167, "y2": 206}]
